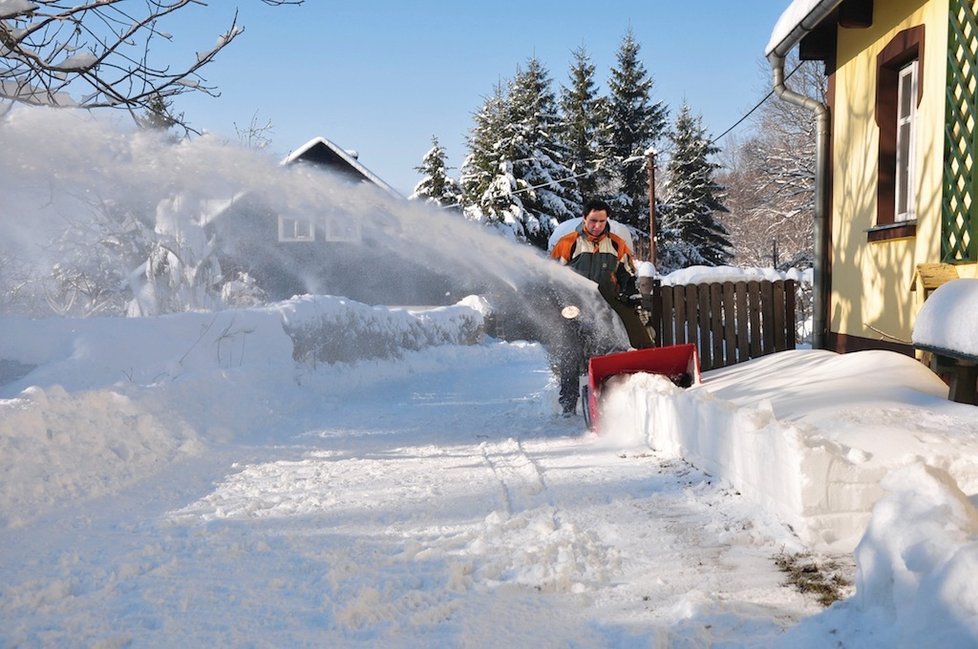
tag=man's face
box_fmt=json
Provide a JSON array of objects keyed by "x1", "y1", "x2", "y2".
[{"x1": 583, "y1": 209, "x2": 609, "y2": 237}]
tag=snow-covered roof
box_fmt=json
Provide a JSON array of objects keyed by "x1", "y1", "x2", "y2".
[
  {"x1": 282, "y1": 136, "x2": 403, "y2": 199},
  {"x1": 766, "y1": 0, "x2": 844, "y2": 57}
]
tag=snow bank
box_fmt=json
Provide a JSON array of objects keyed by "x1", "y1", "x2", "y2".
[
  {"x1": 777, "y1": 463, "x2": 978, "y2": 647},
  {"x1": 600, "y1": 349, "x2": 978, "y2": 552},
  {"x1": 0, "y1": 385, "x2": 203, "y2": 527},
  {"x1": 0, "y1": 295, "x2": 490, "y2": 526},
  {"x1": 274, "y1": 294, "x2": 488, "y2": 365},
  {"x1": 0, "y1": 295, "x2": 489, "y2": 395}
]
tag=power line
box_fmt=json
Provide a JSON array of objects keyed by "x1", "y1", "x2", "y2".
[{"x1": 710, "y1": 61, "x2": 804, "y2": 145}]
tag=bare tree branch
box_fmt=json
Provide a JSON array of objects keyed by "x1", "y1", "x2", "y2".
[{"x1": 0, "y1": 1, "x2": 303, "y2": 128}]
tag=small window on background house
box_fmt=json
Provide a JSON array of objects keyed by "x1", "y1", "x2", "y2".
[
  {"x1": 894, "y1": 60, "x2": 918, "y2": 222},
  {"x1": 278, "y1": 216, "x2": 315, "y2": 242},
  {"x1": 323, "y1": 212, "x2": 362, "y2": 242}
]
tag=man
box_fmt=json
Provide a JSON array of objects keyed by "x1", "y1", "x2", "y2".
[{"x1": 548, "y1": 198, "x2": 654, "y2": 415}]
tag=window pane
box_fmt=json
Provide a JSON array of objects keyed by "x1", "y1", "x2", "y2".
[
  {"x1": 296, "y1": 220, "x2": 313, "y2": 239},
  {"x1": 894, "y1": 61, "x2": 917, "y2": 221},
  {"x1": 899, "y1": 71, "x2": 913, "y2": 118}
]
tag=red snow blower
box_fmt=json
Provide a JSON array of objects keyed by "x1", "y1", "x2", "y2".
[{"x1": 581, "y1": 343, "x2": 701, "y2": 431}]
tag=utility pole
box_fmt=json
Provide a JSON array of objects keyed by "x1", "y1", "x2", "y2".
[{"x1": 646, "y1": 148, "x2": 657, "y2": 266}]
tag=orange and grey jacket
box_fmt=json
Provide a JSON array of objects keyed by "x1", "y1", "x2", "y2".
[{"x1": 550, "y1": 224, "x2": 637, "y2": 293}]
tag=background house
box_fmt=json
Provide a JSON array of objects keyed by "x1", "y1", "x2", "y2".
[
  {"x1": 766, "y1": 0, "x2": 977, "y2": 355},
  {"x1": 206, "y1": 136, "x2": 457, "y2": 306}
]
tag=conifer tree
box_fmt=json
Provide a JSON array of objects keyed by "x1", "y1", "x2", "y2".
[
  {"x1": 501, "y1": 57, "x2": 580, "y2": 248},
  {"x1": 411, "y1": 135, "x2": 462, "y2": 210},
  {"x1": 460, "y1": 60, "x2": 580, "y2": 247},
  {"x1": 605, "y1": 30, "x2": 668, "y2": 232},
  {"x1": 459, "y1": 83, "x2": 508, "y2": 224},
  {"x1": 559, "y1": 47, "x2": 607, "y2": 203},
  {"x1": 658, "y1": 103, "x2": 733, "y2": 271}
]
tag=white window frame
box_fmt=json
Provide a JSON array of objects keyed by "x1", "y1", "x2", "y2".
[
  {"x1": 278, "y1": 215, "x2": 315, "y2": 242},
  {"x1": 894, "y1": 59, "x2": 918, "y2": 222}
]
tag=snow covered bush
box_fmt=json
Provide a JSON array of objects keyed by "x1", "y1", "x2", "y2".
[{"x1": 273, "y1": 295, "x2": 489, "y2": 365}]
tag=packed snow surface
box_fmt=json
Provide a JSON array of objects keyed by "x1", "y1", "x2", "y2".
[{"x1": 2, "y1": 298, "x2": 977, "y2": 647}]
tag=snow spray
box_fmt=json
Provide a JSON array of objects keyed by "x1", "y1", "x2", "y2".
[{"x1": 0, "y1": 106, "x2": 627, "y2": 348}]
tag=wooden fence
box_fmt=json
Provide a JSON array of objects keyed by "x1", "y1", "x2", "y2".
[{"x1": 645, "y1": 279, "x2": 797, "y2": 371}]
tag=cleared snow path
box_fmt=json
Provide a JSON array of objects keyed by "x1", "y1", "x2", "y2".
[{"x1": 0, "y1": 342, "x2": 824, "y2": 647}]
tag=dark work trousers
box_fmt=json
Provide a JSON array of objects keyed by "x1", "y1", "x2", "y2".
[
  {"x1": 550, "y1": 316, "x2": 588, "y2": 415},
  {"x1": 597, "y1": 281, "x2": 655, "y2": 349},
  {"x1": 543, "y1": 284, "x2": 653, "y2": 416}
]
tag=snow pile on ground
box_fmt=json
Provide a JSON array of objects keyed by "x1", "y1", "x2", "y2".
[
  {"x1": 0, "y1": 295, "x2": 488, "y2": 527},
  {"x1": 2, "y1": 302, "x2": 977, "y2": 645},
  {"x1": 597, "y1": 347, "x2": 978, "y2": 646},
  {"x1": 0, "y1": 385, "x2": 203, "y2": 527},
  {"x1": 600, "y1": 348, "x2": 978, "y2": 552},
  {"x1": 777, "y1": 462, "x2": 978, "y2": 647}
]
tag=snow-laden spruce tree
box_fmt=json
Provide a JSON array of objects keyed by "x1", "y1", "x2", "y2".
[
  {"x1": 459, "y1": 83, "x2": 508, "y2": 226},
  {"x1": 559, "y1": 47, "x2": 609, "y2": 204},
  {"x1": 411, "y1": 136, "x2": 462, "y2": 210},
  {"x1": 657, "y1": 103, "x2": 733, "y2": 272},
  {"x1": 604, "y1": 30, "x2": 668, "y2": 232},
  {"x1": 460, "y1": 60, "x2": 579, "y2": 248},
  {"x1": 500, "y1": 57, "x2": 580, "y2": 249}
]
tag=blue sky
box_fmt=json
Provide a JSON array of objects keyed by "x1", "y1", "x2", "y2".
[{"x1": 169, "y1": 1, "x2": 791, "y2": 196}]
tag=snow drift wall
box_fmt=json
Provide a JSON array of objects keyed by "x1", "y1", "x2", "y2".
[{"x1": 600, "y1": 349, "x2": 978, "y2": 552}]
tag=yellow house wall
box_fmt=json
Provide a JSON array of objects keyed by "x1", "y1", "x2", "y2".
[{"x1": 830, "y1": 0, "x2": 976, "y2": 345}]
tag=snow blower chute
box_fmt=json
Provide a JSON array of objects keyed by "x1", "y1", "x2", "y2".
[{"x1": 581, "y1": 343, "x2": 701, "y2": 431}]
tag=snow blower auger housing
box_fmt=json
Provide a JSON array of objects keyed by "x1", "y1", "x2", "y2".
[{"x1": 581, "y1": 343, "x2": 701, "y2": 431}]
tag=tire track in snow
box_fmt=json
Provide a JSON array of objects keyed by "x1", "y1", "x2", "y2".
[
  {"x1": 479, "y1": 437, "x2": 550, "y2": 515},
  {"x1": 472, "y1": 437, "x2": 619, "y2": 593}
]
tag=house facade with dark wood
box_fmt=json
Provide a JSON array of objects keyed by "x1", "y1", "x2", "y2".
[
  {"x1": 205, "y1": 137, "x2": 455, "y2": 306},
  {"x1": 766, "y1": 0, "x2": 977, "y2": 355}
]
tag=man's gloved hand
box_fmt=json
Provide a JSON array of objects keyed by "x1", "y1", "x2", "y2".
[
  {"x1": 620, "y1": 292, "x2": 642, "y2": 307},
  {"x1": 616, "y1": 272, "x2": 638, "y2": 304}
]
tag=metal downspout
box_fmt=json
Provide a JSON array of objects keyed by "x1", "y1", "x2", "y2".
[{"x1": 768, "y1": 54, "x2": 831, "y2": 350}]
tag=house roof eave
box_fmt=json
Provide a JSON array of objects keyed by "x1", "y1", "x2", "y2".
[
  {"x1": 282, "y1": 136, "x2": 404, "y2": 200},
  {"x1": 766, "y1": 0, "x2": 845, "y2": 60}
]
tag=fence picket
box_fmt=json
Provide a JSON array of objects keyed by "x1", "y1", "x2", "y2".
[
  {"x1": 735, "y1": 281, "x2": 749, "y2": 364},
  {"x1": 722, "y1": 282, "x2": 737, "y2": 366},
  {"x1": 684, "y1": 284, "x2": 698, "y2": 347},
  {"x1": 748, "y1": 282, "x2": 762, "y2": 359},
  {"x1": 773, "y1": 281, "x2": 787, "y2": 351},
  {"x1": 785, "y1": 279, "x2": 797, "y2": 348}
]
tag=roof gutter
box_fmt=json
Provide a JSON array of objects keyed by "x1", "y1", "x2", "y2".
[{"x1": 766, "y1": 0, "x2": 843, "y2": 351}]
